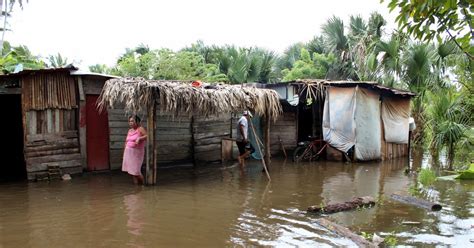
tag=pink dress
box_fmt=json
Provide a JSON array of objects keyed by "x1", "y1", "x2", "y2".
[{"x1": 122, "y1": 128, "x2": 146, "y2": 176}]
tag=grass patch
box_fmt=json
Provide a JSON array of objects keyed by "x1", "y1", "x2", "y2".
[{"x1": 418, "y1": 168, "x2": 437, "y2": 187}]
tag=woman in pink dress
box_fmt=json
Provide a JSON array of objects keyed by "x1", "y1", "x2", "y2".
[{"x1": 122, "y1": 115, "x2": 147, "y2": 185}]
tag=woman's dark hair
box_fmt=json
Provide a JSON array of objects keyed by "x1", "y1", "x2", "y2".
[{"x1": 128, "y1": 115, "x2": 141, "y2": 124}]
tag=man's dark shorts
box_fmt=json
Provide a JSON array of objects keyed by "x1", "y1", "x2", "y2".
[
  {"x1": 237, "y1": 141, "x2": 255, "y2": 155},
  {"x1": 236, "y1": 141, "x2": 246, "y2": 155}
]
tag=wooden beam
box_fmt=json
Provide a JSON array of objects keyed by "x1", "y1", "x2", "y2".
[
  {"x1": 190, "y1": 115, "x2": 196, "y2": 167},
  {"x1": 153, "y1": 105, "x2": 158, "y2": 185},
  {"x1": 316, "y1": 218, "x2": 378, "y2": 247},
  {"x1": 146, "y1": 103, "x2": 156, "y2": 185},
  {"x1": 264, "y1": 111, "x2": 271, "y2": 167},
  {"x1": 77, "y1": 76, "x2": 85, "y2": 101},
  {"x1": 78, "y1": 98, "x2": 87, "y2": 170}
]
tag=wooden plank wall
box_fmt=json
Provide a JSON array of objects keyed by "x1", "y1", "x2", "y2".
[
  {"x1": 270, "y1": 111, "x2": 297, "y2": 156},
  {"x1": 108, "y1": 108, "x2": 147, "y2": 170},
  {"x1": 155, "y1": 113, "x2": 192, "y2": 164},
  {"x1": 381, "y1": 142, "x2": 408, "y2": 160},
  {"x1": 194, "y1": 114, "x2": 231, "y2": 163},
  {"x1": 82, "y1": 76, "x2": 107, "y2": 95},
  {"x1": 24, "y1": 109, "x2": 81, "y2": 179},
  {"x1": 108, "y1": 107, "x2": 232, "y2": 168},
  {"x1": 22, "y1": 72, "x2": 77, "y2": 110}
]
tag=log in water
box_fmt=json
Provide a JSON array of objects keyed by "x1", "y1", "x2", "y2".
[
  {"x1": 307, "y1": 196, "x2": 375, "y2": 214},
  {"x1": 316, "y1": 218, "x2": 378, "y2": 248},
  {"x1": 390, "y1": 193, "x2": 442, "y2": 211}
]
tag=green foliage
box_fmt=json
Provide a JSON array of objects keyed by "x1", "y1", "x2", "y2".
[
  {"x1": 383, "y1": 0, "x2": 473, "y2": 59},
  {"x1": 384, "y1": 232, "x2": 398, "y2": 246},
  {"x1": 281, "y1": 48, "x2": 335, "y2": 81},
  {"x1": 361, "y1": 231, "x2": 373, "y2": 240},
  {"x1": 418, "y1": 168, "x2": 437, "y2": 187},
  {"x1": 47, "y1": 53, "x2": 69, "y2": 68},
  {"x1": 114, "y1": 46, "x2": 227, "y2": 81},
  {"x1": 427, "y1": 87, "x2": 470, "y2": 167},
  {"x1": 0, "y1": 41, "x2": 44, "y2": 74},
  {"x1": 89, "y1": 64, "x2": 111, "y2": 74}
]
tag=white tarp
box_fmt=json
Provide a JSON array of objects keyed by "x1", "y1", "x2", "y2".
[
  {"x1": 322, "y1": 87, "x2": 356, "y2": 153},
  {"x1": 381, "y1": 97, "x2": 410, "y2": 144},
  {"x1": 354, "y1": 88, "x2": 381, "y2": 160},
  {"x1": 323, "y1": 86, "x2": 383, "y2": 161}
]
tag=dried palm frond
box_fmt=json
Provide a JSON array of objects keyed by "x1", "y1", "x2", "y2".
[{"x1": 98, "y1": 78, "x2": 282, "y2": 121}]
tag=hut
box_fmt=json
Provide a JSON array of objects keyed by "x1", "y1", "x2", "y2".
[
  {"x1": 99, "y1": 77, "x2": 282, "y2": 184},
  {"x1": 265, "y1": 80, "x2": 415, "y2": 161},
  {"x1": 0, "y1": 66, "x2": 117, "y2": 181}
]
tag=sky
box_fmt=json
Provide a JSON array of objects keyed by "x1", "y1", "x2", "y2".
[{"x1": 7, "y1": 0, "x2": 398, "y2": 69}]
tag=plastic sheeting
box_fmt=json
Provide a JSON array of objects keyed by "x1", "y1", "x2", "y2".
[
  {"x1": 249, "y1": 116, "x2": 263, "y2": 159},
  {"x1": 322, "y1": 87, "x2": 356, "y2": 153},
  {"x1": 381, "y1": 97, "x2": 410, "y2": 144},
  {"x1": 354, "y1": 88, "x2": 381, "y2": 160},
  {"x1": 323, "y1": 86, "x2": 382, "y2": 161}
]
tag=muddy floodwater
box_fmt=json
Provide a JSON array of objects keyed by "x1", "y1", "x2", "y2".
[{"x1": 1, "y1": 157, "x2": 473, "y2": 247}]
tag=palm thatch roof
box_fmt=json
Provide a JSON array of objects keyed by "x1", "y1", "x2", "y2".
[{"x1": 98, "y1": 77, "x2": 282, "y2": 121}]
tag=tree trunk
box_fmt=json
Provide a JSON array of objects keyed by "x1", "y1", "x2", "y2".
[{"x1": 0, "y1": 0, "x2": 7, "y2": 55}]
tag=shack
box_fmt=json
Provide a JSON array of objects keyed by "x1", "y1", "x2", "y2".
[
  {"x1": 0, "y1": 66, "x2": 116, "y2": 181},
  {"x1": 99, "y1": 77, "x2": 282, "y2": 184},
  {"x1": 265, "y1": 80, "x2": 415, "y2": 161}
]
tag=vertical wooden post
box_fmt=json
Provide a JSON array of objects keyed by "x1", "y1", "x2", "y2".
[
  {"x1": 77, "y1": 76, "x2": 88, "y2": 170},
  {"x1": 264, "y1": 111, "x2": 271, "y2": 168},
  {"x1": 190, "y1": 115, "x2": 196, "y2": 167},
  {"x1": 146, "y1": 103, "x2": 156, "y2": 185}
]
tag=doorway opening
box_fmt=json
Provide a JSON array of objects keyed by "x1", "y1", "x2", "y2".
[{"x1": 0, "y1": 94, "x2": 26, "y2": 182}]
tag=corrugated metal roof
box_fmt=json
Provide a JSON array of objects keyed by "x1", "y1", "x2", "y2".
[
  {"x1": 0, "y1": 65, "x2": 117, "y2": 79},
  {"x1": 70, "y1": 70, "x2": 119, "y2": 78},
  {"x1": 285, "y1": 79, "x2": 415, "y2": 97}
]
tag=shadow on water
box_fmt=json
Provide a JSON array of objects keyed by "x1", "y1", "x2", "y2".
[{"x1": 0, "y1": 156, "x2": 473, "y2": 247}]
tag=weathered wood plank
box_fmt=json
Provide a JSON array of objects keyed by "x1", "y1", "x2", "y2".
[
  {"x1": 194, "y1": 150, "x2": 221, "y2": 161},
  {"x1": 194, "y1": 144, "x2": 221, "y2": 153},
  {"x1": 27, "y1": 111, "x2": 34, "y2": 135},
  {"x1": 25, "y1": 142, "x2": 79, "y2": 152},
  {"x1": 46, "y1": 109, "x2": 53, "y2": 133},
  {"x1": 316, "y1": 218, "x2": 377, "y2": 248},
  {"x1": 55, "y1": 109, "x2": 60, "y2": 133},
  {"x1": 26, "y1": 148, "x2": 80, "y2": 158},
  {"x1": 156, "y1": 135, "x2": 192, "y2": 142},
  {"x1": 27, "y1": 153, "x2": 82, "y2": 165},
  {"x1": 27, "y1": 159, "x2": 83, "y2": 172},
  {"x1": 27, "y1": 131, "x2": 78, "y2": 142},
  {"x1": 194, "y1": 136, "x2": 227, "y2": 145},
  {"x1": 195, "y1": 131, "x2": 231, "y2": 140}
]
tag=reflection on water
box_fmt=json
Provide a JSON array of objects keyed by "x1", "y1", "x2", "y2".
[{"x1": 0, "y1": 157, "x2": 473, "y2": 247}]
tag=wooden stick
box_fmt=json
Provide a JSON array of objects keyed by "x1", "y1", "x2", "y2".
[
  {"x1": 316, "y1": 218, "x2": 377, "y2": 248},
  {"x1": 249, "y1": 119, "x2": 271, "y2": 181}
]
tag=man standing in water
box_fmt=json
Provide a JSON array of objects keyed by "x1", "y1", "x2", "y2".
[{"x1": 236, "y1": 111, "x2": 252, "y2": 167}]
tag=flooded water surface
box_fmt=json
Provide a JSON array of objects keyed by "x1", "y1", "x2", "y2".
[{"x1": 1, "y1": 158, "x2": 473, "y2": 247}]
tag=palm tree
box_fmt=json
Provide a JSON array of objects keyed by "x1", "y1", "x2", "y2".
[
  {"x1": 89, "y1": 64, "x2": 111, "y2": 74},
  {"x1": 401, "y1": 42, "x2": 437, "y2": 144},
  {"x1": 374, "y1": 32, "x2": 407, "y2": 85},
  {"x1": 0, "y1": 0, "x2": 26, "y2": 54},
  {"x1": 276, "y1": 42, "x2": 305, "y2": 72},
  {"x1": 47, "y1": 53, "x2": 69, "y2": 68},
  {"x1": 322, "y1": 16, "x2": 357, "y2": 80},
  {"x1": 427, "y1": 88, "x2": 469, "y2": 169}
]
